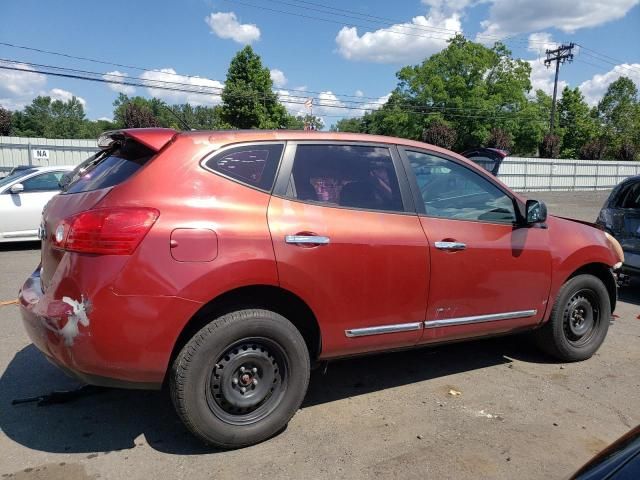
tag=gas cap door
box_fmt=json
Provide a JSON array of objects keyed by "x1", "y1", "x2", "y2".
[{"x1": 170, "y1": 228, "x2": 218, "y2": 262}]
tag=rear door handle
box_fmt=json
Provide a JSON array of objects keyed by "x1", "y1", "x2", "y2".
[
  {"x1": 285, "y1": 235, "x2": 330, "y2": 246},
  {"x1": 434, "y1": 241, "x2": 466, "y2": 251}
]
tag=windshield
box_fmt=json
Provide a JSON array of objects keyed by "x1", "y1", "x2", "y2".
[{"x1": 0, "y1": 169, "x2": 37, "y2": 190}]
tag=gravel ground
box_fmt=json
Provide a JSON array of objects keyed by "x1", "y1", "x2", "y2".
[{"x1": 0, "y1": 190, "x2": 638, "y2": 480}]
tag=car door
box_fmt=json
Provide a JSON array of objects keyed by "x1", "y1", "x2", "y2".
[
  {"x1": 399, "y1": 149, "x2": 552, "y2": 343},
  {"x1": 267, "y1": 142, "x2": 430, "y2": 358},
  {"x1": 0, "y1": 170, "x2": 65, "y2": 240}
]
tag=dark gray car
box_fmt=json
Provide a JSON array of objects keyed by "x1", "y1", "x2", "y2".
[{"x1": 597, "y1": 176, "x2": 640, "y2": 275}]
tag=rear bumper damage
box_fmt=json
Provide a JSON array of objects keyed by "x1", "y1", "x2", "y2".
[{"x1": 19, "y1": 267, "x2": 201, "y2": 389}]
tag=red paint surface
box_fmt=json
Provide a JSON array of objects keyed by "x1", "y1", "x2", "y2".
[{"x1": 19, "y1": 129, "x2": 620, "y2": 386}]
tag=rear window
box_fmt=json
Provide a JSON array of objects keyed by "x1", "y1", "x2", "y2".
[
  {"x1": 203, "y1": 143, "x2": 283, "y2": 192},
  {"x1": 62, "y1": 138, "x2": 155, "y2": 194},
  {"x1": 616, "y1": 181, "x2": 640, "y2": 209}
]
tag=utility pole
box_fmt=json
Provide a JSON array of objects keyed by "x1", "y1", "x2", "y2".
[{"x1": 545, "y1": 43, "x2": 574, "y2": 133}]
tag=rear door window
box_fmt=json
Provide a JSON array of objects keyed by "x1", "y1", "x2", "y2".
[
  {"x1": 204, "y1": 143, "x2": 283, "y2": 192},
  {"x1": 286, "y1": 144, "x2": 404, "y2": 212},
  {"x1": 62, "y1": 138, "x2": 155, "y2": 194}
]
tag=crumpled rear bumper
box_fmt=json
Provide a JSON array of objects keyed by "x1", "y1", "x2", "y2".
[{"x1": 19, "y1": 267, "x2": 202, "y2": 389}]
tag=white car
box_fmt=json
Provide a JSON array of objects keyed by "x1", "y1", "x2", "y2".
[{"x1": 0, "y1": 165, "x2": 74, "y2": 242}]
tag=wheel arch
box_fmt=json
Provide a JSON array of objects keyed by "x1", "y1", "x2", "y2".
[
  {"x1": 566, "y1": 262, "x2": 617, "y2": 313},
  {"x1": 166, "y1": 285, "x2": 322, "y2": 382}
]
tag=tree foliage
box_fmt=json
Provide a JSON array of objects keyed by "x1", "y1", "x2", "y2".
[
  {"x1": 221, "y1": 46, "x2": 293, "y2": 129},
  {"x1": 9, "y1": 96, "x2": 93, "y2": 138},
  {"x1": 0, "y1": 107, "x2": 11, "y2": 136},
  {"x1": 486, "y1": 127, "x2": 512, "y2": 151},
  {"x1": 350, "y1": 36, "x2": 534, "y2": 152},
  {"x1": 540, "y1": 133, "x2": 561, "y2": 158},
  {"x1": 422, "y1": 120, "x2": 457, "y2": 149}
]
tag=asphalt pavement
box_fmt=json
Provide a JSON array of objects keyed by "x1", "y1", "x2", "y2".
[{"x1": 0, "y1": 190, "x2": 638, "y2": 480}]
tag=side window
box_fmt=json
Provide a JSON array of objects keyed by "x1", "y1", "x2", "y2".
[
  {"x1": 205, "y1": 143, "x2": 283, "y2": 191},
  {"x1": 406, "y1": 150, "x2": 516, "y2": 223},
  {"x1": 287, "y1": 144, "x2": 403, "y2": 213},
  {"x1": 21, "y1": 172, "x2": 65, "y2": 192}
]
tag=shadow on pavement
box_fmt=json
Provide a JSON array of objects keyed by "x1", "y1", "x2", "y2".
[
  {"x1": 618, "y1": 278, "x2": 640, "y2": 307},
  {"x1": 0, "y1": 335, "x2": 551, "y2": 456},
  {"x1": 0, "y1": 241, "x2": 40, "y2": 252}
]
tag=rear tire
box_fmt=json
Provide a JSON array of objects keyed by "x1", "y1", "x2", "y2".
[
  {"x1": 534, "y1": 274, "x2": 611, "y2": 362},
  {"x1": 170, "y1": 309, "x2": 310, "y2": 449}
]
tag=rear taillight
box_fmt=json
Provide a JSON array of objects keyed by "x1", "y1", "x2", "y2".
[{"x1": 52, "y1": 207, "x2": 159, "y2": 255}]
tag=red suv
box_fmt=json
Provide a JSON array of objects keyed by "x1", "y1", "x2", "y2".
[{"x1": 20, "y1": 129, "x2": 624, "y2": 448}]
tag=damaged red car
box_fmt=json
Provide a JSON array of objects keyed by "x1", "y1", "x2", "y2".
[{"x1": 19, "y1": 128, "x2": 624, "y2": 448}]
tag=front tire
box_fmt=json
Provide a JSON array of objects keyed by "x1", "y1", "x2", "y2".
[
  {"x1": 535, "y1": 274, "x2": 611, "y2": 362},
  {"x1": 170, "y1": 309, "x2": 310, "y2": 448}
]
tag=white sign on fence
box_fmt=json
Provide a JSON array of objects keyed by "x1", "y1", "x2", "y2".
[{"x1": 32, "y1": 149, "x2": 50, "y2": 160}]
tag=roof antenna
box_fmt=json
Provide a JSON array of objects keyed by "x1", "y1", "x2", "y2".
[{"x1": 160, "y1": 104, "x2": 194, "y2": 131}]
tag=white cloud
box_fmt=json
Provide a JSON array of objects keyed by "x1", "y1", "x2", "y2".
[
  {"x1": 48, "y1": 88, "x2": 87, "y2": 107},
  {"x1": 0, "y1": 64, "x2": 87, "y2": 110},
  {"x1": 335, "y1": 11, "x2": 461, "y2": 63},
  {"x1": 270, "y1": 69, "x2": 287, "y2": 88},
  {"x1": 478, "y1": 0, "x2": 639, "y2": 39},
  {"x1": 526, "y1": 32, "x2": 558, "y2": 55},
  {"x1": 528, "y1": 59, "x2": 567, "y2": 96},
  {"x1": 97, "y1": 117, "x2": 113, "y2": 122},
  {"x1": 0, "y1": 63, "x2": 46, "y2": 98},
  {"x1": 579, "y1": 64, "x2": 640, "y2": 105},
  {"x1": 140, "y1": 68, "x2": 224, "y2": 106},
  {"x1": 354, "y1": 90, "x2": 364, "y2": 97},
  {"x1": 205, "y1": 12, "x2": 260, "y2": 44},
  {"x1": 102, "y1": 70, "x2": 136, "y2": 95}
]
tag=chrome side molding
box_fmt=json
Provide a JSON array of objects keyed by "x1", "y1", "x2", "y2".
[
  {"x1": 344, "y1": 310, "x2": 537, "y2": 338},
  {"x1": 424, "y1": 310, "x2": 537, "y2": 329},
  {"x1": 345, "y1": 322, "x2": 423, "y2": 338}
]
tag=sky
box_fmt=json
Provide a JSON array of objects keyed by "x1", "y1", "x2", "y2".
[{"x1": 1, "y1": 0, "x2": 639, "y2": 128}]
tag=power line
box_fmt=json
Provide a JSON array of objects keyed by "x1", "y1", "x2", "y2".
[
  {"x1": 0, "y1": 60, "x2": 549, "y2": 122},
  {"x1": 0, "y1": 40, "x2": 391, "y2": 103},
  {"x1": 0, "y1": 57, "x2": 548, "y2": 116}
]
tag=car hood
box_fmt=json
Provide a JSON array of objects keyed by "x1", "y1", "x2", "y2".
[{"x1": 551, "y1": 215, "x2": 604, "y2": 231}]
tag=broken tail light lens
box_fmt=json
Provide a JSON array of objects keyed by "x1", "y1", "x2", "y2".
[{"x1": 53, "y1": 207, "x2": 159, "y2": 255}]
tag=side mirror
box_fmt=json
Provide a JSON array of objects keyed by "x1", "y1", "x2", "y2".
[
  {"x1": 9, "y1": 183, "x2": 24, "y2": 194},
  {"x1": 525, "y1": 199, "x2": 547, "y2": 224}
]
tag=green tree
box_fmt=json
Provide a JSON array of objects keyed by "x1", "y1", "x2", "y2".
[
  {"x1": 0, "y1": 107, "x2": 11, "y2": 136},
  {"x1": 221, "y1": 46, "x2": 290, "y2": 129},
  {"x1": 344, "y1": 36, "x2": 534, "y2": 152},
  {"x1": 557, "y1": 86, "x2": 599, "y2": 158},
  {"x1": 422, "y1": 120, "x2": 457, "y2": 149},
  {"x1": 10, "y1": 96, "x2": 87, "y2": 138},
  {"x1": 596, "y1": 77, "x2": 640, "y2": 158},
  {"x1": 330, "y1": 117, "x2": 364, "y2": 132}
]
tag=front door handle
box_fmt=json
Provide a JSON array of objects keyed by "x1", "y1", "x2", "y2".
[
  {"x1": 285, "y1": 234, "x2": 331, "y2": 246},
  {"x1": 434, "y1": 241, "x2": 466, "y2": 251}
]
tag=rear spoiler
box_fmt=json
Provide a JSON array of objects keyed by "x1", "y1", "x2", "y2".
[{"x1": 97, "y1": 128, "x2": 178, "y2": 152}]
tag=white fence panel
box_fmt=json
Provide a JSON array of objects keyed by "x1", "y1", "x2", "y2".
[
  {"x1": 498, "y1": 157, "x2": 640, "y2": 192},
  {"x1": 0, "y1": 136, "x2": 99, "y2": 172}
]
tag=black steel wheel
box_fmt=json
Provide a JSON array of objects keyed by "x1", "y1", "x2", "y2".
[
  {"x1": 171, "y1": 309, "x2": 310, "y2": 449},
  {"x1": 534, "y1": 274, "x2": 611, "y2": 362},
  {"x1": 207, "y1": 338, "x2": 288, "y2": 425}
]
